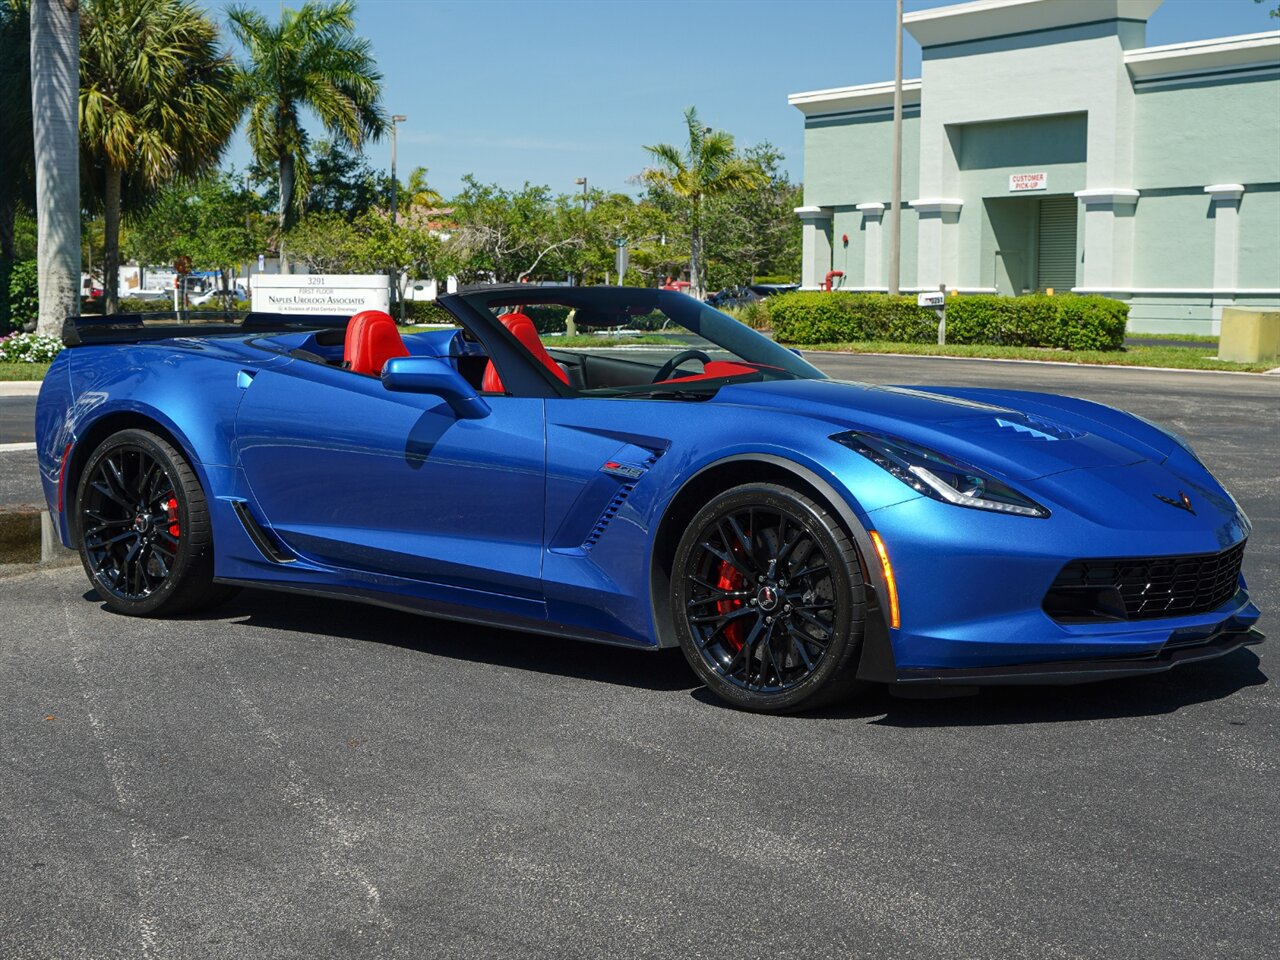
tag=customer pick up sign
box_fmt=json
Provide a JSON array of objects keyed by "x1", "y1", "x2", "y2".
[
  {"x1": 1010, "y1": 172, "x2": 1047, "y2": 192},
  {"x1": 251, "y1": 274, "x2": 391, "y2": 315}
]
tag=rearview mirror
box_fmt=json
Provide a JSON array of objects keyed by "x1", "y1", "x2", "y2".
[{"x1": 381, "y1": 356, "x2": 490, "y2": 419}]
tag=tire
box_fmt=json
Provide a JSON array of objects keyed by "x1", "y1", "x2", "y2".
[
  {"x1": 74, "y1": 428, "x2": 237, "y2": 616},
  {"x1": 671, "y1": 482, "x2": 867, "y2": 712}
]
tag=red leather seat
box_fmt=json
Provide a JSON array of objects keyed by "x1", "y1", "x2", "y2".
[
  {"x1": 482, "y1": 312, "x2": 571, "y2": 393},
  {"x1": 344, "y1": 309, "x2": 409, "y2": 376}
]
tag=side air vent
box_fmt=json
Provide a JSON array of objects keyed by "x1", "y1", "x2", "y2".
[
  {"x1": 581, "y1": 451, "x2": 663, "y2": 552},
  {"x1": 231, "y1": 500, "x2": 296, "y2": 564}
]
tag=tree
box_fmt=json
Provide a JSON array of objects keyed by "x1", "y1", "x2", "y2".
[
  {"x1": 1254, "y1": 0, "x2": 1279, "y2": 18},
  {"x1": 125, "y1": 172, "x2": 267, "y2": 293},
  {"x1": 283, "y1": 210, "x2": 441, "y2": 296},
  {"x1": 80, "y1": 0, "x2": 240, "y2": 312},
  {"x1": 701, "y1": 142, "x2": 801, "y2": 289},
  {"x1": 406, "y1": 167, "x2": 444, "y2": 211},
  {"x1": 0, "y1": 0, "x2": 35, "y2": 263},
  {"x1": 229, "y1": 0, "x2": 386, "y2": 270},
  {"x1": 442, "y1": 176, "x2": 583, "y2": 284},
  {"x1": 304, "y1": 138, "x2": 380, "y2": 219},
  {"x1": 29, "y1": 0, "x2": 81, "y2": 337},
  {"x1": 640, "y1": 106, "x2": 766, "y2": 298}
]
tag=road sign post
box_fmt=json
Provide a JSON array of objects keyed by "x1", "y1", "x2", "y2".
[{"x1": 615, "y1": 238, "x2": 629, "y2": 285}]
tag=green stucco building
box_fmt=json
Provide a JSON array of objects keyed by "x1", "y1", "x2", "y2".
[{"x1": 789, "y1": 0, "x2": 1280, "y2": 333}]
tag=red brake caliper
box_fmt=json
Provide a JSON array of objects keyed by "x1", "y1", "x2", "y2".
[
  {"x1": 716, "y1": 557, "x2": 747, "y2": 652},
  {"x1": 166, "y1": 497, "x2": 180, "y2": 538}
]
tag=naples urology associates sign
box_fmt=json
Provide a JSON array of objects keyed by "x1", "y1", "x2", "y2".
[{"x1": 251, "y1": 274, "x2": 390, "y2": 315}]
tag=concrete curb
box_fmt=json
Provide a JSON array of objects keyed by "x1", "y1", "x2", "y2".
[
  {"x1": 0, "y1": 507, "x2": 75, "y2": 566},
  {"x1": 0, "y1": 381, "x2": 43, "y2": 396}
]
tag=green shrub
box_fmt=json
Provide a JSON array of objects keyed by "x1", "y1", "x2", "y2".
[
  {"x1": 402, "y1": 299, "x2": 457, "y2": 326},
  {"x1": 723, "y1": 300, "x2": 772, "y2": 331},
  {"x1": 771, "y1": 291, "x2": 1128, "y2": 350},
  {"x1": 1055, "y1": 295, "x2": 1128, "y2": 350},
  {"x1": 113, "y1": 297, "x2": 177, "y2": 314},
  {"x1": 4, "y1": 260, "x2": 39, "y2": 333},
  {"x1": 769, "y1": 292, "x2": 937, "y2": 345}
]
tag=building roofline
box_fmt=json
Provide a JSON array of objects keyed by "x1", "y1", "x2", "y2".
[
  {"x1": 903, "y1": 0, "x2": 1162, "y2": 48},
  {"x1": 1125, "y1": 30, "x2": 1280, "y2": 78},
  {"x1": 787, "y1": 78, "x2": 922, "y2": 117}
]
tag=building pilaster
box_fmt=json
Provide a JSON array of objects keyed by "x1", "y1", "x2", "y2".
[
  {"x1": 856, "y1": 202, "x2": 885, "y2": 289},
  {"x1": 1205, "y1": 184, "x2": 1245, "y2": 324},
  {"x1": 911, "y1": 199, "x2": 962, "y2": 290},
  {"x1": 795, "y1": 206, "x2": 833, "y2": 290},
  {"x1": 1074, "y1": 188, "x2": 1139, "y2": 291}
]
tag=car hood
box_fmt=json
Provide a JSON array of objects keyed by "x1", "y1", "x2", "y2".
[{"x1": 711, "y1": 378, "x2": 1174, "y2": 483}]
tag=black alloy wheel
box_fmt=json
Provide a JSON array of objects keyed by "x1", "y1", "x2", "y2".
[
  {"x1": 75, "y1": 429, "x2": 235, "y2": 616},
  {"x1": 671, "y1": 483, "x2": 867, "y2": 712}
]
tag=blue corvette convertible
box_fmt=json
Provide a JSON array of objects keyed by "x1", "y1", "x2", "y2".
[{"x1": 35, "y1": 286, "x2": 1262, "y2": 711}]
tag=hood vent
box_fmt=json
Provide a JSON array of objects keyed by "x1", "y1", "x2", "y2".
[{"x1": 945, "y1": 413, "x2": 1087, "y2": 442}]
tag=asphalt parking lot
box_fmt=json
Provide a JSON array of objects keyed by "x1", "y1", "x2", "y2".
[{"x1": 1, "y1": 356, "x2": 1278, "y2": 960}]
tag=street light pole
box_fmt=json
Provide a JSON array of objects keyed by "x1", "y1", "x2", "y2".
[
  {"x1": 390, "y1": 114, "x2": 407, "y2": 225},
  {"x1": 575, "y1": 177, "x2": 588, "y2": 210},
  {"x1": 888, "y1": 0, "x2": 904, "y2": 296}
]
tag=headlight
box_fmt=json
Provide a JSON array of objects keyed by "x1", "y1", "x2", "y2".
[{"x1": 833, "y1": 431, "x2": 1050, "y2": 518}]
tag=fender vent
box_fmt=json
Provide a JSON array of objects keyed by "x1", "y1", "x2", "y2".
[{"x1": 581, "y1": 451, "x2": 662, "y2": 552}]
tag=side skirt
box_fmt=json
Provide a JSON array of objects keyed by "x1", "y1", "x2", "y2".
[{"x1": 212, "y1": 576, "x2": 660, "y2": 652}]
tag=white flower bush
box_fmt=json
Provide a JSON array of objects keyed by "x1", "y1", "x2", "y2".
[{"x1": 0, "y1": 332, "x2": 64, "y2": 364}]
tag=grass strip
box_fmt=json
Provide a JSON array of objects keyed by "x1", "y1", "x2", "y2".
[
  {"x1": 792, "y1": 341, "x2": 1274, "y2": 373},
  {"x1": 0, "y1": 363, "x2": 50, "y2": 382}
]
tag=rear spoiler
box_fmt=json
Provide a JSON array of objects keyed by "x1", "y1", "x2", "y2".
[{"x1": 61, "y1": 311, "x2": 353, "y2": 347}]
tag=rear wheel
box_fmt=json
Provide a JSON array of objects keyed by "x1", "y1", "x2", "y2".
[
  {"x1": 671, "y1": 483, "x2": 867, "y2": 712},
  {"x1": 75, "y1": 429, "x2": 235, "y2": 616}
]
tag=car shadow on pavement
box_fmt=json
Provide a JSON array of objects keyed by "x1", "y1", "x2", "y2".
[
  {"x1": 803, "y1": 649, "x2": 1268, "y2": 726},
  {"x1": 89, "y1": 586, "x2": 1267, "y2": 718},
  {"x1": 157, "y1": 586, "x2": 702, "y2": 694}
]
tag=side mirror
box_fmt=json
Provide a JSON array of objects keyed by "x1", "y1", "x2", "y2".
[{"x1": 381, "y1": 356, "x2": 490, "y2": 419}]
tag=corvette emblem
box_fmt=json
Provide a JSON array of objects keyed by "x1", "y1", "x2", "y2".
[{"x1": 1154, "y1": 491, "x2": 1195, "y2": 515}]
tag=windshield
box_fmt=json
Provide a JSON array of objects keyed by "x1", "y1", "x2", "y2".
[{"x1": 456, "y1": 287, "x2": 826, "y2": 399}]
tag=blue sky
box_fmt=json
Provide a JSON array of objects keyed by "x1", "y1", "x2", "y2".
[{"x1": 214, "y1": 0, "x2": 1276, "y2": 198}]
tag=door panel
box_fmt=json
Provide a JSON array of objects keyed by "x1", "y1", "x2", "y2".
[{"x1": 235, "y1": 361, "x2": 546, "y2": 603}]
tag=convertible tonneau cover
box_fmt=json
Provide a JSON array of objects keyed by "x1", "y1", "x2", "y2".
[{"x1": 61, "y1": 311, "x2": 353, "y2": 347}]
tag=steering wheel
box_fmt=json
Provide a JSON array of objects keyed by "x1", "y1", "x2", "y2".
[{"x1": 652, "y1": 349, "x2": 712, "y2": 383}]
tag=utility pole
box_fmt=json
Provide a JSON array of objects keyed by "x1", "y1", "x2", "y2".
[
  {"x1": 390, "y1": 114, "x2": 407, "y2": 225},
  {"x1": 888, "y1": 0, "x2": 904, "y2": 296},
  {"x1": 390, "y1": 114, "x2": 407, "y2": 323}
]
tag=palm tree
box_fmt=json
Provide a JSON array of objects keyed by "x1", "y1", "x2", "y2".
[
  {"x1": 228, "y1": 0, "x2": 386, "y2": 271},
  {"x1": 407, "y1": 167, "x2": 444, "y2": 211},
  {"x1": 641, "y1": 106, "x2": 766, "y2": 299},
  {"x1": 1, "y1": 0, "x2": 35, "y2": 264},
  {"x1": 28, "y1": 0, "x2": 80, "y2": 336},
  {"x1": 80, "y1": 0, "x2": 240, "y2": 313}
]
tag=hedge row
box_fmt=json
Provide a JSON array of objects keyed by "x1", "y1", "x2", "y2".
[{"x1": 768, "y1": 292, "x2": 1128, "y2": 350}]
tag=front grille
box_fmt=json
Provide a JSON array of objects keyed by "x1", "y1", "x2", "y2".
[{"x1": 1043, "y1": 540, "x2": 1246, "y2": 623}]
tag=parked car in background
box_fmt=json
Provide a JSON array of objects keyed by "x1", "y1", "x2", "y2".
[
  {"x1": 707, "y1": 283, "x2": 800, "y2": 310},
  {"x1": 189, "y1": 285, "x2": 248, "y2": 306}
]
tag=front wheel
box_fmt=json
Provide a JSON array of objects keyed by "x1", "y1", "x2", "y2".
[
  {"x1": 74, "y1": 428, "x2": 236, "y2": 616},
  {"x1": 671, "y1": 483, "x2": 867, "y2": 712}
]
